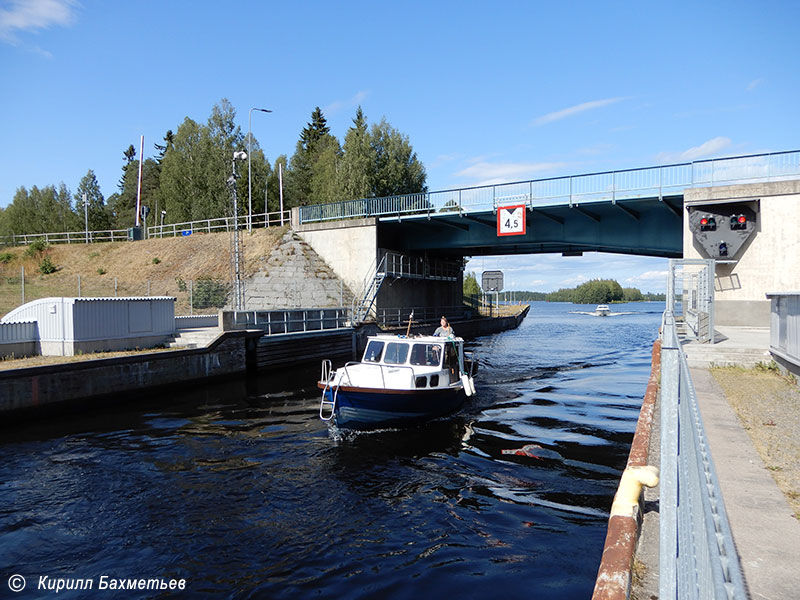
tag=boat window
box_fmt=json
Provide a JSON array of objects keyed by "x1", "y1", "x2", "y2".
[
  {"x1": 383, "y1": 342, "x2": 410, "y2": 365},
  {"x1": 363, "y1": 340, "x2": 384, "y2": 363},
  {"x1": 415, "y1": 376, "x2": 427, "y2": 388},
  {"x1": 429, "y1": 374, "x2": 439, "y2": 387},
  {"x1": 444, "y1": 343, "x2": 459, "y2": 383},
  {"x1": 410, "y1": 343, "x2": 442, "y2": 367}
]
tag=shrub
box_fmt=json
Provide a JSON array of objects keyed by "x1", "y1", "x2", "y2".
[
  {"x1": 97, "y1": 267, "x2": 107, "y2": 275},
  {"x1": 152, "y1": 257, "x2": 161, "y2": 265},
  {"x1": 175, "y1": 276, "x2": 187, "y2": 292},
  {"x1": 38, "y1": 256, "x2": 57, "y2": 274},
  {"x1": 192, "y1": 276, "x2": 230, "y2": 309},
  {"x1": 24, "y1": 239, "x2": 49, "y2": 257},
  {"x1": 0, "y1": 252, "x2": 15, "y2": 264}
]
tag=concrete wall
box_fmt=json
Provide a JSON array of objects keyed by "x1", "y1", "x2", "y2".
[
  {"x1": 684, "y1": 180, "x2": 800, "y2": 326},
  {"x1": 0, "y1": 331, "x2": 256, "y2": 417},
  {"x1": 295, "y1": 215, "x2": 379, "y2": 295},
  {"x1": 244, "y1": 231, "x2": 354, "y2": 309}
]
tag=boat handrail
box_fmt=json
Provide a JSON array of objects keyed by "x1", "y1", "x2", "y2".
[{"x1": 342, "y1": 361, "x2": 417, "y2": 389}]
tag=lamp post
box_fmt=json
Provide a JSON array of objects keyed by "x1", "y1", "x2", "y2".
[
  {"x1": 248, "y1": 107, "x2": 272, "y2": 232},
  {"x1": 229, "y1": 151, "x2": 248, "y2": 310}
]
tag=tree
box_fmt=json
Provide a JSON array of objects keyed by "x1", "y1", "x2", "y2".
[
  {"x1": 0, "y1": 185, "x2": 78, "y2": 236},
  {"x1": 286, "y1": 106, "x2": 339, "y2": 206},
  {"x1": 108, "y1": 156, "x2": 160, "y2": 228},
  {"x1": 339, "y1": 106, "x2": 372, "y2": 200},
  {"x1": 154, "y1": 130, "x2": 174, "y2": 163},
  {"x1": 369, "y1": 118, "x2": 427, "y2": 198},
  {"x1": 76, "y1": 170, "x2": 111, "y2": 231},
  {"x1": 463, "y1": 271, "x2": 481, "y2": 297},
  {"x1": 158, "y1": 99, "x2": 246, "y2": 222}
]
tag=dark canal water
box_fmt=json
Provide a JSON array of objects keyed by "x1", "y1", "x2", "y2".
[{"x1": 1, "y1": 302, "x2": 663, "y2": 599}]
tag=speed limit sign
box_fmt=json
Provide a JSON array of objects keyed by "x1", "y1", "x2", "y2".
[{"x1": 497, "y1": 205, "x2": 526, "y2": 236}]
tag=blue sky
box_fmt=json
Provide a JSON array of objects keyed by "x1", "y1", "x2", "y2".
[{"x1": 1, "y1": 0, "x2": 798, "y2": 293}]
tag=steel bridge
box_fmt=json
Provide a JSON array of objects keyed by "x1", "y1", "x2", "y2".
[{"x1": 299, "y1": 150, "x2": 800, "y2": 259}]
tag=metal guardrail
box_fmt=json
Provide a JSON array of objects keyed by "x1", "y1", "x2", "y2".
[
  {"x1": 0, "y1": 211, "x2": 290, "y2": 247},
  {"x1": 1, "y1": 229, "x2": 128, "y2": 246},
  {"x1": 383, "y1": 252, "x2": 461, "y2": 281},
  {"x1": 299, "y1": 150, "x2": 800, "y2": 224},
  {"x1": 659, "y1": 312, "x2": 747, "y2": 599},
  {"x1": 148, "y1": 210, "x2": 290, "y2": 238},
  {"x1": 766, "y1": 292, "x2": 800, "y2": 368},
  {"x1": 376, "y1": 306, "x2": 473, "y2": 328},
  {"x1": 229, "y1": 307, "x2": 351, "y2": 336}
]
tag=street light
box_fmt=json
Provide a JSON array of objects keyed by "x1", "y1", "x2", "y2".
[
  {"x1": 230, "y1": 151, "x2": 248, "y2": 310},
  {"x1": 248, "y1": 107, "x2": 272, "y2": 232}
]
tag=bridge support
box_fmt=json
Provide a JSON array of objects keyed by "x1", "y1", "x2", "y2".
[{"x1": 684, "y1": 180, "x2": 800, "y2": 327}]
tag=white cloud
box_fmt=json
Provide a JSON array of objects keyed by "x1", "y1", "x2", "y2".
[
  {"x1": 454, "y1": 161, "x2": 569, "y2": 186},
  {"x1": 0, "y1": 0, "x2": 77, "y2": 45},
  {"x1": 746, "y1": 78, "x2": 764, "y2": 91},
  {"x1": 656, "y1": 136, "x2": 733, "y2": 163},
  {"x1": 532, "y1": 97, "x2": 629, "y2": 126},
  {"x1": 323, "y1": 90, "x2": 369, "y2": 115}
]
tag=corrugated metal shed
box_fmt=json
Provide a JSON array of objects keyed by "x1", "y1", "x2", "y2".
[{"x1": 1, "y1": 297, "x2": 176, "y2": 355}]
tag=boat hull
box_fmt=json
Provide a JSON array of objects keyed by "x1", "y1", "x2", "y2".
[{"x1": 319, "y1": 384, "x2": 466, "y2": 430}]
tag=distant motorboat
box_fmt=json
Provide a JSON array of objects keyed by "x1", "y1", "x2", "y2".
[{"x1": 595, "y1": 304, "x2": 611, "y2": 316}]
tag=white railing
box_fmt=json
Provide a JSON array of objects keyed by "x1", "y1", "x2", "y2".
[
  {"x1": 1, "y1": 229, "x2": 128, "y2": 246},
  {"x1": 147, "y1": 210, "x2": 290, "y2": 238},
  {"x1": 0, "y1": 211, "x2": 290, "y2": 247},
  {"x1": 299, "y1": 150, "x2": 800, "y2": 223}
]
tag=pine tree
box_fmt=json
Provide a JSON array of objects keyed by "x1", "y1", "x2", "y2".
[{"x1": 340, "y1": 106, "x2": 372, "y2": 200}]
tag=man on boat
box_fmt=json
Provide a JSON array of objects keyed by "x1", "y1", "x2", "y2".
[{"x1": 434, "y1": 316, "x2": 454, "y2": 337}]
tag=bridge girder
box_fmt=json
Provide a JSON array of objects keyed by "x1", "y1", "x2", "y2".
[{"x1": 377, "y1": 195, "x2": 683, "y2": 259}]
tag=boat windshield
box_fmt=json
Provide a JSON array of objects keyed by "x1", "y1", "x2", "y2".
[
  {"x1": 409, "y1": 343, "x2": 442, "y2": 367},
  {"x1": 363, "y1": 340, "x2": 384, "y2": 363},
  {"x1": 383, "y1": 342, "x2": 410, "y2": 365}
]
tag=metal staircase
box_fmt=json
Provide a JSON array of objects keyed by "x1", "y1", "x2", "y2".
[{"x1": 353, "y1": 255, "x2": 387, "y2": 323}]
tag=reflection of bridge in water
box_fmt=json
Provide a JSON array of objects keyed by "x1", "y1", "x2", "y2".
[{"x1": 299, "y1": 150, "x2": 800, "y2": 259}]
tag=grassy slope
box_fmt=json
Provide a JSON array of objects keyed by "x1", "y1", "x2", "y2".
[{"x1": 0, "y1": 227, "x2": 288, "y2": 317}]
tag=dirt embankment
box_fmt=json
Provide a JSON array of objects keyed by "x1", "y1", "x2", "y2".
[
  {"x1": 0, "y1": 227, "x2": 287, "y2": 316},
  {"x1": 711, "y1": 366, "x2": 800, "y2": 519}
]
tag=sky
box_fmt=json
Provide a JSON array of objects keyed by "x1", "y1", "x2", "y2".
[{"x1": 1, "y1": 0, "x2": 798, "y2": 293}]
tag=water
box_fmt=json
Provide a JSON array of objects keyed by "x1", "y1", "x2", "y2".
[{"x1": 0, "y1": 302, "x2": 663, "y2": 599}]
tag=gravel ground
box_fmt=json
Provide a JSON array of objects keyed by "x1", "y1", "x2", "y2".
[
  {"x1": 0, "y1": 346, "x2": 179, "y2": 371},
  {"x1": 710, "y1": 365, "x2": 800, "y2": 519}
]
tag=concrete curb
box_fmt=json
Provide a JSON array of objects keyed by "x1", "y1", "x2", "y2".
[{"x1": 592, "y1": 340, "x2": 661, "y2": 600}]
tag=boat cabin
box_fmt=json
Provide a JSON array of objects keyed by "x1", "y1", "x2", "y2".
[{"x1": 361, "y1": 335, "x2": 462, "y2": 388}]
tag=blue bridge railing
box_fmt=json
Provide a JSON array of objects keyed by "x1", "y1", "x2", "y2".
[{"x1": 299, "y1": 150, "x2": 800, "y2": 224}]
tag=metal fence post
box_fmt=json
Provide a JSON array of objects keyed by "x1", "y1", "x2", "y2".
[{"x1": 660, "y1": 313, "x2": 680, "y2": 600}]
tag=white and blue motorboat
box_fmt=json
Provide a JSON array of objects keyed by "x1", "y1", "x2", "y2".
[
  {"x1": 318, "y1": 334, "x2": 476, "y2": 430},
  {"x1": 595, "y1": 304, "x2": 611, "y2": 316}
]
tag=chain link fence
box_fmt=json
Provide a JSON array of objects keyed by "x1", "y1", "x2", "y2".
[{"x1": 0, "y1": 270, "x2": 231, "y2": 318}]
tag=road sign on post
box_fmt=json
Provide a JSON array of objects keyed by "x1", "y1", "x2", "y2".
[
  {"x1": 497, "y1": 204, "x2": 526, "y2": 236},
  {"x1": 482, "y1": 270, "x2": 503, "y2": 292}
]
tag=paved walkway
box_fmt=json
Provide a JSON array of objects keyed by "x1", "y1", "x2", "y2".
[
  {"x1": 692, "y1": 368, "x2": 800, "y2": 600},
  {"x1": 632, "y1": 327, "x2": 800, "y2": 600}
]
